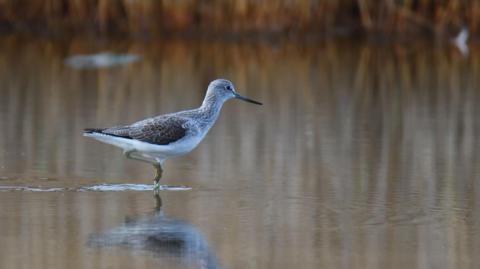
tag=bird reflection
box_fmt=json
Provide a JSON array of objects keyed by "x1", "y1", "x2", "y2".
[{"x1": 88, "y1": 195, "x2": 219, "y2": 269}]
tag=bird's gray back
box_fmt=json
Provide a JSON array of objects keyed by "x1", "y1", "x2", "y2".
[
  {"x1": 98, "y1": 112, "x2": 190, "y2": 145},
  {"x1": 96, "y1": 105, "x2": 218, "y2": 146}
]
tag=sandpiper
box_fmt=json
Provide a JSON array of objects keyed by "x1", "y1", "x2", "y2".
[{"x1": 84, "y1": 79, "x2": 262, "y2": 191}]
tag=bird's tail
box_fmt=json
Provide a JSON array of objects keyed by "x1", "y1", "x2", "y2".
[{"x1": 84, "y1": 128, "x2": 105, "y2": 134}]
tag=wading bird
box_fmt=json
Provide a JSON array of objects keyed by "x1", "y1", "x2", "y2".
[{"x1": 84, "y1": 79, "x2": 262, "y2": 192}]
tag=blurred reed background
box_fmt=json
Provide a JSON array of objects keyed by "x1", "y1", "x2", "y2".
[
  {"x1": 0, "y1": 0, "x2": 477, "y2": 37},
  {"x1": 0, "y1": 35, "x2": 477, "y2": 183}
]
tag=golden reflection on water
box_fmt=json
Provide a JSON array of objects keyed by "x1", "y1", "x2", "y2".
[{"x1": 0, "y1": 36, "x2": 479, "y2": 269}]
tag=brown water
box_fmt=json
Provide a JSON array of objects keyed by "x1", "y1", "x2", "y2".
[{"x1": 0, "y1": 36, "x2": 479, "y2": 269}]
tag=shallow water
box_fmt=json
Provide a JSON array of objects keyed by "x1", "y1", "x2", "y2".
[{"x1": 0, "y1": 36, "x2": 479, "y2": 269}]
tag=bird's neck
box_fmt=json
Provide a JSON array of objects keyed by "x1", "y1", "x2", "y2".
[{"x1": 197, "y1": 93, "x2": 226, "y2": 128}]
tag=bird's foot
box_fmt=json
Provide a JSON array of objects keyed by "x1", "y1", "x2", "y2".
[{"x1": 153, "y1": 181, "x2": 160, "y2": 194}]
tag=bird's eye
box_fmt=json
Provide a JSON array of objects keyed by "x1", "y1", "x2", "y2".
[{"x1": 225, "y1": 86, "x2": 232, "y2": 91}]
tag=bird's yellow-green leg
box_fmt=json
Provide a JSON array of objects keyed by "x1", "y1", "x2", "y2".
[
  {"x1": 124, "y1": 150, "x2": 152, "y2": 163},
  {"x1": 124, "y1": 150, "x2": 163, "y2": 193},
  {"x1": 153, "y1": 163, "x2": 163, "y2": 194}
]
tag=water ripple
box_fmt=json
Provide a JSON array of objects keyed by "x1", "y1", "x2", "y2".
[
  {"x1": 0, "y1": 186, "x2": 65, "y2": 192},
  {"x1": 0, "y1": 184, "x2": 191, "y2": 192}
]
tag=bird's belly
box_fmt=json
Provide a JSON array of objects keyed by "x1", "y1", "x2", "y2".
[{"x1": 140, "y1": 135, "x2": 203, "y2": 158}]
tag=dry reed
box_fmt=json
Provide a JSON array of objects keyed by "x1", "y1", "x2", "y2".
[{"x1": 0, "y1": 1, "x2": 478, "y2": 36}]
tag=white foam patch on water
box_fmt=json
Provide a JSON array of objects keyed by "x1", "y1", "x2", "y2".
[
  {"x1": 80, "y1": 184, "x2": 153, "y2": 192},
  {"x1": 159, "y1": 185, "x2": 193, "y2": 191}
]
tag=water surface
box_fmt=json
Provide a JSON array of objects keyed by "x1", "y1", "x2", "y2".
[{"x1": 0, "y1": 36, "x2": 479, "y2": 268}]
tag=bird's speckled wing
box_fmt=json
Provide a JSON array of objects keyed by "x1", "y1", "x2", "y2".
[
  {"x1": 98, "y1": 115, "x2": 188, "y2": 145},
  {"x1": 129, "y1": 116, "x2": 188, "y2": 145}
]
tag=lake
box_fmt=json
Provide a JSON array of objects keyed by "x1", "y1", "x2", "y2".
[{"x1": 0, "y1": 35, "x2": 478, "y2": 269}]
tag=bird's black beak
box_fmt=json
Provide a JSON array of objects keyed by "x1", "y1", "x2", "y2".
[{"x1": 234, "y1": 92, "x2": 262, "y2": 105}]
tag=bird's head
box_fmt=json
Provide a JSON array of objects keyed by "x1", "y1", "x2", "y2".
[{"x1": 206, "y1": 79, "x2": 262, "y2": 105}]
